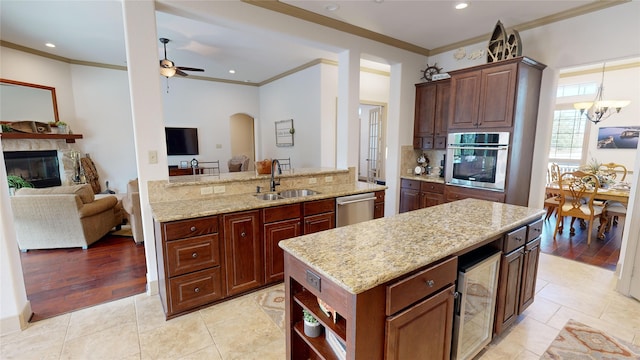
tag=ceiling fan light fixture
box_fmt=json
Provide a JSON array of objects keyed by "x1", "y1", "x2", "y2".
[{"x1": 160, "y1": 67, "x2": 177, "y2": 78}]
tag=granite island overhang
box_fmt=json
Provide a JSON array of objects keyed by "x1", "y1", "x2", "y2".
[{"x1": 279, "y1": 198, "x2": 545, "y2": 294}]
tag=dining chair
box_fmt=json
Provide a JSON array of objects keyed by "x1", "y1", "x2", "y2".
[
  {"x1": 598, "y1": 162, "x2": 627, "y2": 181},
  {"x1": 276, "y1": 157, "x2": 291, "y2": 171},
  {"x1": 543, "y1": 163, "x2": 561, "y2": 221},
  {"x1": 598, "y1": 162, "x2": 628, "y2": 231},
  {"x1": 553, "y1": 170, "x2": 605, "y2": 245}
]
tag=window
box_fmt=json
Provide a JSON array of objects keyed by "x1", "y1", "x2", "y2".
[
  {"x1": 548, "y1": 109, "x2": 586, "y2": 162},
  {"x1": 549, "y1": 82, "x2": 597, "y2": 164}
]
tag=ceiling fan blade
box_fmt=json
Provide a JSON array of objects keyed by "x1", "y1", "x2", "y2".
[
  {"x1": 175, "y1": 69, "x2": 189, "y2": 77},
  {"x1": 177, "y1": 66, "x2": 204, "y2": 72}
]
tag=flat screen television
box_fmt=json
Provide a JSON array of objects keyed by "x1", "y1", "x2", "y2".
[{"x1": 165, "y1": 127, "x2": 199, "y2": 155}]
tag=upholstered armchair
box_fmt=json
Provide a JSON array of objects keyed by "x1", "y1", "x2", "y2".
[
  {"x1": 228, "y1": 155, "x2": 249, "y2": 172},
  {"x1": 122, "y1": 179, "x2": 143, "y2": 244},
  {"x1": 11, "y1": 184, "x2": 122, "y2": 251}
]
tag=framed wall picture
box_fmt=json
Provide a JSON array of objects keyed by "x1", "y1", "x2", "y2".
[
  {"x1": 597, "y1": 126, "x2": 640, "y2": 149},
  {"x1": 179, "y1": 160, "x2": 188, "y2": 169},
  {"x1": 275, "y1": 119, "x2": 294, "y2": 147}
]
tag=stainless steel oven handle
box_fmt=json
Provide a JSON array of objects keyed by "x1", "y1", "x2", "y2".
[{"x1": 447, "y1": 146, "x2": 508, "y2": 150}]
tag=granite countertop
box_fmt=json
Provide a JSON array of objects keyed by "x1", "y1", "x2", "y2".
[
  {"x1": 151, "y1": 181, "x2": 386, "y2": 222},
  {"x1": 400, "y1": 174, "x2": 445, "y2": 184},
  {"x1": 279, "y1": 199, "x2": 545, "y2": 294},
  {"x1": 166, "y1": 167, "x2": 348, "y2": 186}
]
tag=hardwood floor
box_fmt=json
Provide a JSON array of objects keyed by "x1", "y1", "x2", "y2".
[
  {"x1": 19, "y1": 235, "x2": 147, "y2": 322},
  {"x1": 540, "y1": 214, "x2": 622, "y2": 271}
]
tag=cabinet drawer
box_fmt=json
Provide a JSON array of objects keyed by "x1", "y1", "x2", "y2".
[
  {"x1": 527, "y1": 218, "x2": 543, "y2": 242},
  {"x1": 420, "y1": 182, "x2": 444, "y2": 194},
  {"x1": 163, "y1": 216, "x2": 219, "y2": 241},
  {"x1": 303, "y1": 198, "x2": 335, "y2": 216},
  {"x1": 375, "y1": 190, "x2": 385, "y2": 203},
  {"x1": 168, "y1": 267, "x2": 223, "y2": 314},
  {"x1": 386, "y1": 256, "x2": 457, "y2": 316},
  {"x1": 165, "y1": 234, "x2": 221, "y2": 277},
  {"x1": 504, "y1": 226, "x2": 527, "y2": 253},
  {"x1": 263, "y1": 203, "x2": 301, "y2": 223},
  {"x1": 400, "y1": 179, "x2": 420, "y2": 190}
]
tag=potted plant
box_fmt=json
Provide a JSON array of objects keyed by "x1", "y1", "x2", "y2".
[
  {"x1": 7, "y1": 175, "x2": 33, "y2": 196},
  {"x1": 303, "y1": 309, "x2": 323, "y2": 338},
  {"x1": 56, "y1": 121, "x2": 68, "y2": 134}
]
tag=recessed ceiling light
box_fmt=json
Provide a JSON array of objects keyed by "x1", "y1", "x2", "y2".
[
  {"x1": 373, "y1": 0, "x2": 384, "y2": 3},
  {"x1": 325, "y1": 3, "x2": 339, "y2": 11},
  {"x1": 455, "y1": 2, "x2": 468, "y2": 10},
  {"x1": 229, "y1": 70, "x2": 236, "y2": 74},
  {"x1": 45, "y1": 43, "x2": 56, "y2": 48}
]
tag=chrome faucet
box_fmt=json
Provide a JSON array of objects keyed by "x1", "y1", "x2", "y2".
[{"x1": 270, "y1": 159, "x2": 282, "y2": 192}]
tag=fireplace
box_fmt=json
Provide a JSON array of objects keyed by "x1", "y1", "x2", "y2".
[{"x1": 4, "y1": 150, "x2": 62, "y2": 188}]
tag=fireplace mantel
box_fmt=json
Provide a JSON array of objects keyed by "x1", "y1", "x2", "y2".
[{"x1": 0, "y1": 133, "x2": 82, "y2": 143}]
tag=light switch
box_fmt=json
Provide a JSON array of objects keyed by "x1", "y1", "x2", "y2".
[{"x1": 148, "y1": 150, "x2": 158, "y2": 164}]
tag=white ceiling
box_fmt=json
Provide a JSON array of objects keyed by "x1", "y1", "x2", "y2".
[{"x1": 0, "y1": 0, "x2": 619, "y2": 84}]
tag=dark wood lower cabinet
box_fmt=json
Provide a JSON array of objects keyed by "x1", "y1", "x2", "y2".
[
  {"x1": 223, "y1": 210, "x2": 263, "y2": 296},
  {"x1": 264, "y1": 218, "x2": 301, "y2": 284},
  {"x1": 444, "y1": 184, "x2": 506, "y2": 203},
  {"x1": 385, "y1": 285, "x2": 455, "y2": 360},
  {"x1": 399, "y1": 179, "x2": 444, "y2": 213},
  {"x1": 494, "y1": 246, "x2": 524, "y2": 335}
]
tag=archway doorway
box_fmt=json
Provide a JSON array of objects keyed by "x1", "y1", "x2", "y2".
[{"x1": 229, "y1": 113, "x2": 256, "y2": 171}]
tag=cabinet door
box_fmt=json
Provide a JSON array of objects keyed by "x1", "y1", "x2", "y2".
[
  {"x1": 264, "y1": 218, "x2": 301, "y2": 284},
  {"x1": 434, "y1": 81, "x2": 451, "y2": 149},
  {"x1": 421, "y1": 191, "x2": 444, "y2": 208},
  {"x1": 519, "y1": 238, "x2": 541, "y2": 313},
  {"x1": 399, "y1": 188, "x2": 420, "y2": 213},
  {"x1": 386, "y1": 285, "x2": 455, "y2": 360},
  {"x1": 444, "y1": 185, "x2": 506, "y2": 203},
  {"x1": 304, "y1": 212, "x2": 335, "y2": 234},
  {"x1": 448, "y1": 70, "x2": 481, "y2": 130},
  {"x1": 223, "y1": 210, "x2": 263, "y2": 296},
  {"x1": 374, "y1": 191, "x2": 385, "y2": 219},
  {"x1": 494, "y1": 248, "x2": 524, "y2": 335},
  {"x1": 414, "y1": 84, "x2": 437, "y2": 145},
  {"x1": 478, "y1": 63, "x2": 517, "y2": 128}
]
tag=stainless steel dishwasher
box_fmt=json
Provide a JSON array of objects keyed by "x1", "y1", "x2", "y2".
[{"x1": 336, "y1": 192, "x2": 376, "y2": 227}]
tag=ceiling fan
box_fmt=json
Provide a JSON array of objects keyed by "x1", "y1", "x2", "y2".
[{"x1": 159, "y1": 38, "x2": 204, "y2": 78}]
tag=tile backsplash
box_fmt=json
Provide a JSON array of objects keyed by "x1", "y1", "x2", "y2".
[{"x1": 400, "y1": 145, "x2": 445, "y2": 176}]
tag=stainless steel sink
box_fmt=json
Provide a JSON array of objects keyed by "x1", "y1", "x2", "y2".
[
  {"x1": 254, "y1": 193, "x2": 283, "y2": 201},
  {"x1": 278, "y1": 189, "x2": 319, "y2": 198}
]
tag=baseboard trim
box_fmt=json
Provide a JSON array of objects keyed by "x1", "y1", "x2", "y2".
[
  {"x1": 0, "y1": 300, "x2": 32, "y2": 335},
  {"x1": 146, "y1": 279, "x2": 158, "y2": 296}
]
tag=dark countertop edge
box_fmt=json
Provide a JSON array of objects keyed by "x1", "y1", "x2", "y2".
[{"x1": 151, "y1": 183, "x2": 387, "y2": 222}]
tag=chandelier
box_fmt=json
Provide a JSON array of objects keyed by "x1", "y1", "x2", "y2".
[{"x1": 573, "y1": 63, "x2": 630, "y2": 124}]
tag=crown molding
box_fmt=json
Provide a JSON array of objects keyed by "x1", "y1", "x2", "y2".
[
  {"x1": 559, "y1": 61, "x2": 640, "y2": 78},
  {"x1": 243, "y1": 0, "x2": 630, "y2": 57}
]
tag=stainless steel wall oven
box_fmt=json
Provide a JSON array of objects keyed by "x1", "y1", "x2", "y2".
[{"x1": 445, "y1": 132, "x2": 510, "y2": 191}]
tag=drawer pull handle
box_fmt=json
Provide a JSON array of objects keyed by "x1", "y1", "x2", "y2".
[
  {"x1": 194, "y1": 287, "x2": 200, "y2": 293},
  {"x1": 241, "y1": 231, "x2": 246, "y2": 238},
  {"x1": 515, "y1": 236, "x2": 523, "y2": 242},
  {"x1": 426, "y1": 280, "x2": 435, "y2": 287},
  {"x1": 190, "y1": 226, "x2": 196, "y2": 232},
  {"x1": 192, "y1": 252, "x2": 198, "y2": 258}
]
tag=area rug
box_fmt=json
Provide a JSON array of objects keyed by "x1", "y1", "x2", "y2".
[
  {"x1": 110, "y1": 224, "x2": 133, "y2": 237},
  {"x1": 256, "y1": 287, "x2": 285, "y2": 331},
  {"x1": 541, "y1": 319, "x2": 640, "y2": 359}
]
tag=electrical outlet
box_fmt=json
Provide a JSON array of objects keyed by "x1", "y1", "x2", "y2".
[
  {"x1": 148, "y1": 150, "x2": 158, "y2": 164},
  {"x1": 200, "y1": 187, "x2": 213, "y2": 195},
  {"x1": 214, "y1": 185, "x2": 226, "y2": 194},
  {"x1": 325, "y1": 176, "x2": 333, "y2": 182},
  {"x1": 308, "y1": 178, "x2": 317, "y2": 184}
]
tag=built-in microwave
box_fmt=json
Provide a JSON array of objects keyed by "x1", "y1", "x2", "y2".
[{"x1": 445, "y1": 132, "x2": 510, "y2": 191}]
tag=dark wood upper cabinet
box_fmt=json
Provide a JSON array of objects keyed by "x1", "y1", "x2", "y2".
[{"x1": 413, "y1": 80, "x2": 450, "y2": 150}]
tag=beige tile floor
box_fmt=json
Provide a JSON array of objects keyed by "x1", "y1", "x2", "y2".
[{"x1": 2, "y1": 253, "x2": 639, "y2": 359}]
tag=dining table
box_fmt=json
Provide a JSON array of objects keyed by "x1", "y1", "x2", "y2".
[{"x1": 545, "y1": 183, "x2": 631, "y2": 238}]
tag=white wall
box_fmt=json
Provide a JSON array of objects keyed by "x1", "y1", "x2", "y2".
[
  {"x1": 160, "y1": 77, "x2": 259, "y2": 170},
  {"x1": 259, "y1": 64, "x2": 325, "y2": 168},
  {"x1": 556, "y1": 65, "x2": 640, "y2": 171}
]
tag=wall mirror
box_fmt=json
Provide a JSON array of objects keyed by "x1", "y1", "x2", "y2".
[{"x1": 0, "y1": 78, "x2": 59, "y2": 123}]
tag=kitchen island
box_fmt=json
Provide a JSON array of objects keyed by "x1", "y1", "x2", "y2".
[{"x1": 279, "y1": 198, "x2": 545, "y2": 359}]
